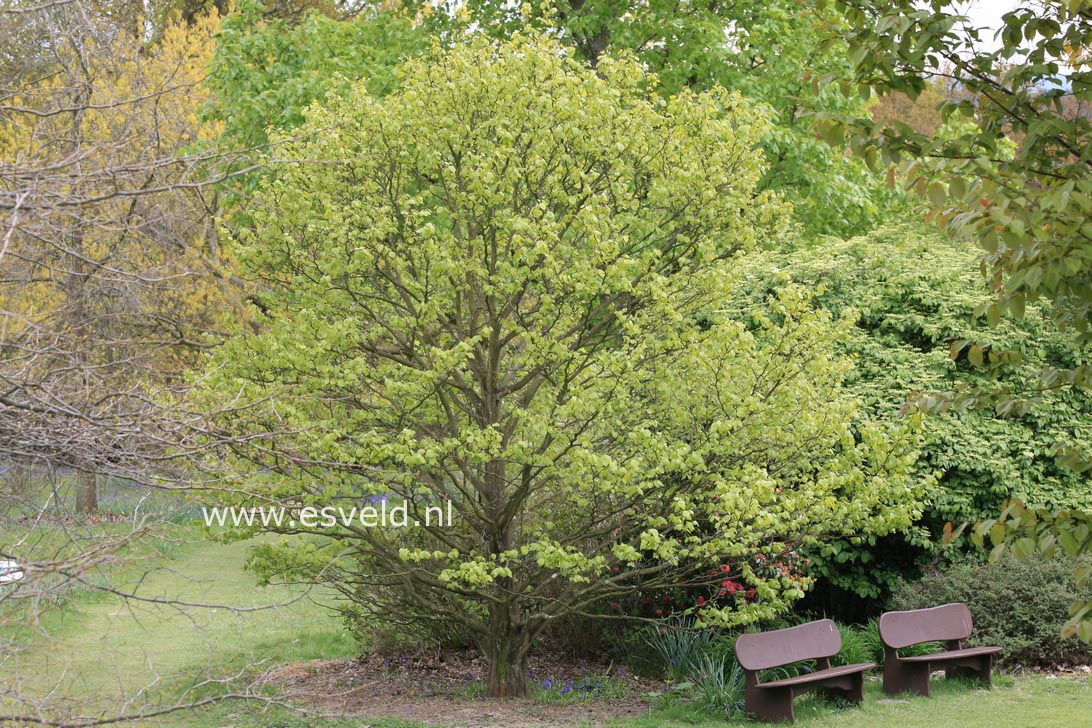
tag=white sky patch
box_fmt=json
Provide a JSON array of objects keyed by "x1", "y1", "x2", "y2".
[{"x1": 957, "y1": 0, "x2": 1026, "y2": 53}]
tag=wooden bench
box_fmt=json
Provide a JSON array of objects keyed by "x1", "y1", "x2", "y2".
[
  {"x1": 735, "y1": 619, "x2": 874, "y2": 723},
  {"x1": 878, "y1": 602, "x2": 1002, "y2": 696}
]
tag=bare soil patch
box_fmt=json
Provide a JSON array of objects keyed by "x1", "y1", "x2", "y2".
[{"x1": 264, "y1": 649, "x2": 666, "y2": 727}]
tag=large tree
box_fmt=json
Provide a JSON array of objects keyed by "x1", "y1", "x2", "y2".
[{"x1": 197, "y1": 32, "x2": 924, "y2": 697}]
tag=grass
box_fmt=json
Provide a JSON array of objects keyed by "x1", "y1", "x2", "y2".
[
  {"x1": 622, "y1": 675, "x2": 1092, "y2": 728},
  {"x1": 0, "y1": 474, "x2": 198, "y2": 633},
  {"x1": 3, "y1": 530, "x2": 358, "y2": 722}
]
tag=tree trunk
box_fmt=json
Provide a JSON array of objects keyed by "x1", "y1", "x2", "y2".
[
  {"x1": 6, "y1": 462, "x2": 32, "y2": 499},
  {"x1": 485, "y1": 625, "x2": 531, "y2": 698},
  {"x1": 75, "y1": 468, "x2": 97, "y2": 514}
]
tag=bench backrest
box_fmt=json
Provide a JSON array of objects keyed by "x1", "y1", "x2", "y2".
[
  {"x1": 879, "y1": 603, "x2": 973, "y2": 650},
  {"x1": 735, "y1": 618, "x2": 842, "y2": 671}
]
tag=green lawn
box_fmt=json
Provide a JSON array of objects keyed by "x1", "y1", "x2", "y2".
[
  {"x1": 621, "y1": 676, "x2": 1091, "y2": 728},
  {"x1": 3, "y1": 531, "x2": 358, "y2": 720},
  {"x1": 4, "y1": 529, "x2": 1090, "y2": 727}
]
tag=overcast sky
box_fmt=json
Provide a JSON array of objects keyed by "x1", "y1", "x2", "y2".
[{"x1": 960, "y1": 0, "x2": 1024, "y2": 51}]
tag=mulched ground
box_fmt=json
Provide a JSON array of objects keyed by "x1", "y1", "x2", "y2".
[{"x1": 262, "y1": 649, "x2": 667, "y2": 727}]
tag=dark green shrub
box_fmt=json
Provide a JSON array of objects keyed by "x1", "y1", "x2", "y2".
[
  {"x1": 889, "y1": 555, "x2": 1092, "y2": 667},
  {"x1": 736, "y1": 224, "x2": 1092, "y2": 615},
  {"x1": 607, "y1": 624, "x2": 667, "y2": 678},
  {"x1": 540, "y1": 612, "x2": 619, "y2": 661}
]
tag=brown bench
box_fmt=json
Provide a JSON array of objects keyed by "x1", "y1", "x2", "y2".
[
  {"x1": 878, "y1": 602, "x2": 1002, "y2": 696},
  {"x1": 735, "y1": 619, "x2": 873, "y2": 723}
]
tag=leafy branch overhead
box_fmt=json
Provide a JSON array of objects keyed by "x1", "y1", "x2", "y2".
[
  {"x1": 821, "y1": 0, "x2": 1092, "y2": 639},
  {"x1": 828, "y1": 0, "x2": 1092, "y2": 355}
]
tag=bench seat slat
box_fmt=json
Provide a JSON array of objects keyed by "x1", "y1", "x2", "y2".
[
  {"x1": 898, "y1": 646, "x2": 1002, "y2": 663},
  {"x1": 757, "y1": 662, "x2": 875, "y2": 689}
]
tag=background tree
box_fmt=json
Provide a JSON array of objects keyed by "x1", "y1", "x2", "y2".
[
  {"x1": 196, "y1": 32, "x2": 926, "y2": 698},
  {"x1": 205, "y1": 0, "x2": 427, "y2": 153},
  {"x1": 0, "y1": 2, "x2": 242, "y2": 509},
  {"x1": 407, "y1": 0, "x2": 905, "y2": 237},
  {"x1": 868, "y1": 76, "x2": 947, "y2": 136},
  {"x1": 0, "y1": 4, "x2": 289, "y2": 724}
]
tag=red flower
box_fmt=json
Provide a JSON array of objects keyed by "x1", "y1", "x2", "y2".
[
  {"x1": 697, "y1": 596, "x2": 706, "y2": 606},
  {"x1": 720, "y1": 564, "x2": 730, "y2": 573},
  {"x1": 655, "y1": 609, "x2": 663, "y2": 616},
  {"x1": 746, "y1": 588, "x2": 756, "y2": 599}
]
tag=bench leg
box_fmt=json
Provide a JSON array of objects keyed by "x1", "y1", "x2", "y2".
[
  {"x1": 845, "y1": 670, "x2": 865, "y2": 703},
  {"x1": 882, "y1": 660, "x2": 932, "y2": 697},
  {"x1": 978, "y1": 653, "x2": 994, "y2": 688},
  {"x1": 745, "y1": 685, "x2": 795, "y2": 723},
  {"x1": 945, "y1": 654, "x2": 994, "y2": 688},
  {"x1": 819, "y1": 672, "x2": 866, "y2": 704}
]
